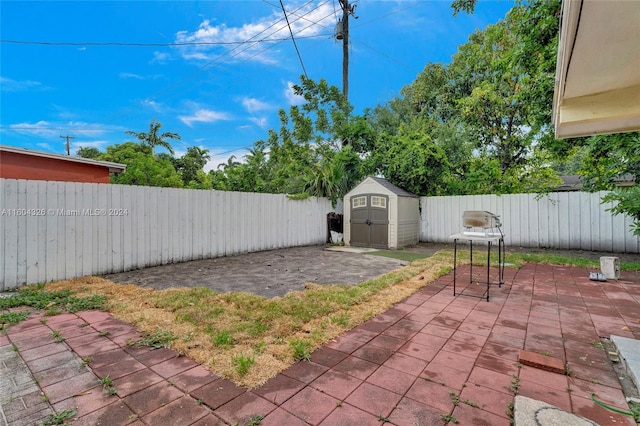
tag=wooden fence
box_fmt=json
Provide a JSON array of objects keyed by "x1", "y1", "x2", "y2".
[
  {"x1": 1, "y1": 179, "x2": 333, "y2": 290},
  {"x1": 420, "y1": 192, "x2": 639, "y2": 253}
]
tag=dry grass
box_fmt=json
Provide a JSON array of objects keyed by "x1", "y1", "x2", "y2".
[{"x1": 46, "y1": 250, "x2": 455, "y2": 388}]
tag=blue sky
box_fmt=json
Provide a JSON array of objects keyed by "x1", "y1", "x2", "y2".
[{"x1": 1, "y1": 0, "x2": 514, "y2": 170}]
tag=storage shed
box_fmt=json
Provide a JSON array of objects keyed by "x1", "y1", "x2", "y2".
[{"x1": 343, "y1": 177, "x2": 419, "y2": 249}]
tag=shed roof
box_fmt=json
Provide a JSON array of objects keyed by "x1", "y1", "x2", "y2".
[{"x1": 368, "y1": 177, "x2": 417, "y2": 197}]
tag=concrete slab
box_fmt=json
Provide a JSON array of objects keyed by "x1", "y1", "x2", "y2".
[
  {"x1": 103, "y1": 245, "x2": 402, "y2": 298},
  {"x1": 324, "y1": 246, "x2": 379, "y2": 253},
  {"x1": 514, "y1": 395, "x2": 597, "y2": 426},
  {"x1": 611, "y1": 335, "x2": 640, "y2": 394}
]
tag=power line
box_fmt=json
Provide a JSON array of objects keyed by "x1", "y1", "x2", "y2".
[
  {"x1": 2, "y1": 6, "x2": 336, "y2": 137},
  {"x1": 113, "y1": 2, "x2": 322, "y2": 111},
  {"x1": 280, "y1": 0, "x2": 308, "y2": 78},
  {"x1": 3, "y1": 1, "x2": 423, "y2": 146},
  {"x1": 0, "y1": 35, "x2": 329, "y2": 47},
  {"x1": 118, "y1": 2, "x2": 332, "y2": 115}
]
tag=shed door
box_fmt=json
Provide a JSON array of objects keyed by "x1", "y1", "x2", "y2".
[{"x1": 350, "y1": 194, "x2": 389, "y2": 248}]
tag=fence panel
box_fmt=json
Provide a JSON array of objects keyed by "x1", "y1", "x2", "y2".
[
  {"x1": 420, "y1": 192, "x2": 639, "y2": 253},
  {"x1": 1, "y1": 179, "x2": 333, "y2": 290}
]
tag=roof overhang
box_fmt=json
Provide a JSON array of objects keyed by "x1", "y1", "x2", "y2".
[
  {"x1": 552, "y1": 0, "x2": 640, "y2": 139},
  {"x1": 0, "y1": 145, "x2": 126, "y2": 175}
]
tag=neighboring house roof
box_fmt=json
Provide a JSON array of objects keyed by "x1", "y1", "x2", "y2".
[
  {"x1": 0, "y1": 145, "x2": 126, "y2": 175},
  {"x1": 555, "y1": 175, "x2": 636, "y2": 191},
  {"x1": 368, "y1": 177, "x2": 418, "y2": 197},
  {"x1": 553, "y1": 0, "x2": 640, "y2": 138}
]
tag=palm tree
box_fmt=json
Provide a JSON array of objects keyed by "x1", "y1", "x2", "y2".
[
  {"x1": 125, "y1": 118, "x2": 180, "y2": 155},
  {"x1": 218, "y1": 155, "x2": 240, "y2": 171},
  {"x1": 305, "y1": 159, "x2": 347, "y2": 205}
]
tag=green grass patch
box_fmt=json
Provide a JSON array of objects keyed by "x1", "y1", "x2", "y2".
[
  {"x1": 0, "y1": 311, "x2": 31, "y2": 327},
  {"x1": 290, "y1": 338, "x2": 312, "y2": 361},
  {"x1": 41, "y1": 408, "x2": 77, "y2": 425},
  {"x1": 368, "y1": 250, "x2": 428, "y2": 262},
  {"x1": 456, "y1": 249, "x2": 640, "y2": 272},
  {"x1": 231, "y1": 353, "x2": 255, "y2": 376},
  {"x1": 211, "y1": 329, "x2": 235, "y2": 347},
  {"x1": 129, "y1": 328, "x2": 177, "y2": 349},
  {"x1": 0, "y1": 284, "x2": 107, "y2": 313}
]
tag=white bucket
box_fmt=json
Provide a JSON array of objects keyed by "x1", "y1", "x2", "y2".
[{"x1": 600, "y1": 257, "x2": 620, "y2": 280}]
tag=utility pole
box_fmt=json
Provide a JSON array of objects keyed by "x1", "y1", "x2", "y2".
[
  {"x1": 60, "y1": 135, "x2": 75, "y2": 156},
  {"x1": 337, "y1": 0, "x2": 357, "y2": 101}
]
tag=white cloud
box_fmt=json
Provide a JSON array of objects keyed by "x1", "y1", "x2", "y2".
[
  {"x1": 119, "y1": 72, "x2": 144, "y2": 80},
  {"x1": 70, "y1": 140, "x2": 110, "y2": 152},
  {"x1": 8, "y1": 120, "x2": 122, "y2": 138},
  {"x1": 241, "y1": 97, "x2": 271, "y2": 113},
  {"x1": 179, "y1": 109, "x2": 231, "y2": 127},
  {"x1": 249, "y1": 117, "x2": 268, "y2": 129},
  {"x1": 174, "y1": 2, "x2": 335, "y2": 63},
  {"x1": 140, "y1": 99, "x2": 165, "y2": 113},
  {"x1": 36, "y1": 142, "x2": 53, "y2": 151},
  {"x1": 284, "y1": 81, "x2": 306, "y2": 105},
  {"x1": 151, "y1": 51, "x2": 171, "y2": 64},
  {"x1": 1, "y1": 76, "x2": 46, "y2": 92}
]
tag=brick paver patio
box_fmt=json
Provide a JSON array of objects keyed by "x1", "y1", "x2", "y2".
[{"x1": 2, "y1": 263, "x2": 639, "y2": 425}]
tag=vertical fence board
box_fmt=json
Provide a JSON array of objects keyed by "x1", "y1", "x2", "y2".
[
  {"x1": 590, "y1": 193, "x2": 602, "y2": 251},
  {"x1": 567, "y1": 192, "x2": 581, "y2": 249},
  {"x1": 110, "y1": 185, "x2": 123, "y2": 272},
  {"x1": 527, "y1": 195, "x2": 539, "y2": 248},
  {"x1": 35, "y1": 181, "x2": 47, "y2": 283},
  {"x1": 557, "y1": 192, "x2": 569, "y2": 249},
  {"x1": 25, "y1": 181, "x2": 39, "y2": 284},
  {"x1": 0, "y1": 180, "x2": 5, "y2": 290},
  {"x1": 122, "y1": 186, "x2": 133, "y2": 271},
  {"x1": 63, "y1": 182, "x2": 76, "y2": 280},
  {"x1": 611, "y1": 207, "x2": 627, "y2": 253},
  {"x1": 45, "y1": 182, "x2": 58, "y2": 283},
  {"x1": 600, "y1": 191, "x2": 614, "y2": 252},
  {"x1": 538, "y1": 195, "x2": 550, "y2": 248},
  {"x1": 2, "y1": 180, "x2": 19, "y2": 288},
  {"x1": 211, "y1": 191, "x2": 221, "y2": 257},
  {"x1": 14, "y1": 181, "x2": 26, "y2": 285},
  {"x1": 92, "y1": 183, "x2": 102, "y2": 275},
  {"x1": 579, "y1": 192, "x2": 592, "y2": 251}
]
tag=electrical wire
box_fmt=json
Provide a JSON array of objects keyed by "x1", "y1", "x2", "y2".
[
  {"x1": 0, "y1": 36, "x2": 327, "y2": 47},
  {"x1": 3, "y1": 1, "x2": 424, "y2": 144},
  {"x1": 92, "y1": 1, "x2": 328, "y2": 127},
  {"x1": 279, "y1": 0, "x2": 308, "y2": 77}
]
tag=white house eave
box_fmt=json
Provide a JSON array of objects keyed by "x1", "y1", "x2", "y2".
[{"x1": 552, "y1": 0, "x2": 640, "y2": 139}]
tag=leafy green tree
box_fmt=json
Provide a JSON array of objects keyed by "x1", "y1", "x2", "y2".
[
  {"x1": 381, "y1": 121, "x2": 451, "y2": 196},
  {"x1": 125, "y1": 118, "x2": 181, "y2": 155},
  {"x1": 365, "y1": 0, "x2": 561, "y2": 195},
  {"x1": 451, "y1": 0, "x2": 478, "y2": 15},
  {"x1": 100, "y1": 142, "x2": 182, "y2": 187},
  {"x1": 579, "y1": 132, "x2": 640, "y2": 235},
  {"x1": 76, "y1": 146, "x2": 102, "y2": 159},
  {"x1": 175, "y1": 146, "x2": 211, "y2": 188}
]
